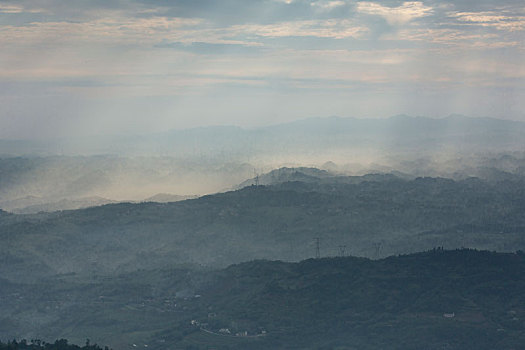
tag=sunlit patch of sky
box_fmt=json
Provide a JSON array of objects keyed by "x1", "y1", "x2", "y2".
[{"x1": 0, "y1": 0, "x2": 523, "y2": 138}]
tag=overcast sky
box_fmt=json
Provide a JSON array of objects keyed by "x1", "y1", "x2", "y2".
[{"x1": 1, "y1": 0, "x2": 524, "y2": 138}]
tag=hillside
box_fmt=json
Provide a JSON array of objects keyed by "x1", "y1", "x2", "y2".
[
  {"x1": 0, "y1": 339, "x2": 109, "y2": 350},
  {"x1": 1, "y1": 174, "x2": 524, "y2": 281},
  {"x1": 185, "y1": 249, "x2": 525, "y2": 349},
  {"x1": 0, "y1": 194, "x2": 198, "y2": 215},
  {"x1": 1, "y1": 250, "x2": 524, "y2": 349}
]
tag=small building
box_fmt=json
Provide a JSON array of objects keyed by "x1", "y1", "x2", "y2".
[{"x1": 443, "y1": 312, "x2": 455, "y2": 318}]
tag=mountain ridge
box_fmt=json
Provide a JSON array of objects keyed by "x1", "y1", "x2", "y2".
[
  {"x1": 1, "y1": 173, "x2": 524, "y2": 282},
  {"x1": 1, "y1": 115, "x2": 525, "y2": 156}
]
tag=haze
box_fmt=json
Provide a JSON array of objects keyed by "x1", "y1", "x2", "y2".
[{"x1": 2, "y1": 2, "x2": 525, "y2": 348}]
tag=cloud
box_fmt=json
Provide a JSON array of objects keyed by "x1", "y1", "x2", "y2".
[
  {"x1": 0, "y1": 4, "x2": 25, "y2": 13},
  {"x1": 388, "y1": 27, "x2": 520, "y2": 49},
  {"x1": 311, "y1": 1, "x2": 346, "y2": 10},
  {"x1": 356, "y1": 1, "x2": 433, "y2": 25},
  {"x1": 155, "y1": 41, "x2": 264, "y2": 55},
  {"x1": 0, "y1": 4, "x2": 46, "y2": 13},
  {"x1": 233, "y1": 20, "x2": 368, "y2": 39},
  {"x1": 0, "y1": 16, "x2": 204, "y2": 47},
  {"x1": 450, "y1": 11, "x2": 525, "y2": 31}
]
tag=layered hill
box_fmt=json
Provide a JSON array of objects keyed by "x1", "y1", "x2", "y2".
[
  {"x1": 1, "y1": 173, "x2": 524, "y2": 281},
  {"x1": 1, "y1": 250, "x2": 524, "y2": 349},
  {"x1": 2, "y1": 116, "x2": 525, "y2": 209}
]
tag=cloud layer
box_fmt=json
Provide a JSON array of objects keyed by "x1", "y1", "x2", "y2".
[{"x1": 0, "y1": 0, "x2": 524, "y2": 138}]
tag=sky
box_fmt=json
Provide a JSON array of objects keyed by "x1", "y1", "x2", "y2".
[{"x1": 0, "y1": 0, "x2": 524, "y2": 138}]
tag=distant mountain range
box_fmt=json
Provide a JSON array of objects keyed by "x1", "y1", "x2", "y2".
[
  {"x1": 1, "y1": 115, "x2": 525, "y2": 157},
  {"x1": 1, "y1": 115, "x2": 524, "y2": 208}
]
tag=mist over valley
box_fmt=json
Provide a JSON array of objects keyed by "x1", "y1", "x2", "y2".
[{"x1": 2, "y1": 115, "x2": 525, "y2": 213}]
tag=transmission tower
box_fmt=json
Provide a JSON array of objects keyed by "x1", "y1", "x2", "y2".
[
  {"x1": 254, "y1": 169, "x2": 259, "y2": 186},
  {"x1": 338, "y1": 245, "x2": 346, "y2": 257},
  {"x1": 373, "y1": 242, "x2": 382, "y2": 258},
  {"x1": 315, "y1": 237, "x2": 320, "y2": 259}
]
